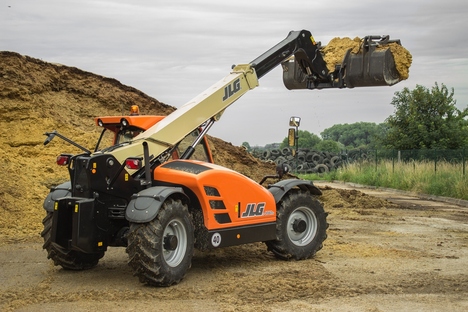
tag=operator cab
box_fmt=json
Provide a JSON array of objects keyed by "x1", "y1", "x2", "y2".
[{"x1": 94, "y1": 106, "x2": 214, "y2": 163}]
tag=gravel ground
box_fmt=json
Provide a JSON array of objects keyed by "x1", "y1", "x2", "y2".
[{"x1": 1, "y1": 183, "x2": 467, "y2": 312}]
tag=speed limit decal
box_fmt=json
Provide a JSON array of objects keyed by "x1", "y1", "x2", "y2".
[{"x1": 211, "y1": 233, "x2": 221, "y2": 247}]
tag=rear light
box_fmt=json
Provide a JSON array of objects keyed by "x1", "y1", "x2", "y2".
[
  {"x1": 125, "y1": 157, "x2": 142, "y2": 170},
  {"x1": 56, "y1": 154, "x2": 72, "y2": 166}
]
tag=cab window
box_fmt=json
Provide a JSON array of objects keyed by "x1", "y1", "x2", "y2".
[{"x1": 116, "y1": 127, "x2": 144, "y2": 144}]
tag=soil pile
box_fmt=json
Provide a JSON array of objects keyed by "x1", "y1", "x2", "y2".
[
  {"x1": 319, "y1": 185, "x2": 399, "y2": 210},
  {"x1": 322, "y1": 36, "x2": 412, "y2": 80},
  {"x1": 0, "y1": 51, "x2": 276, "y2": 243}
]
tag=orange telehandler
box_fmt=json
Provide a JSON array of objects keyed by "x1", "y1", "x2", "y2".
[{"x1": 42, "y1": 30, "x2": 406, "y2": 286}]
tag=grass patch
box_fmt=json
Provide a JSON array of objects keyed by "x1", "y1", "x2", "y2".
[{"x1": 301, "y1": 160, "x2": 468, "y2": 200}]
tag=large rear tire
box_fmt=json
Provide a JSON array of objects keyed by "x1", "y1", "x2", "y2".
[
  {"x1": 126, "y1": 197, "x2": 194, "y2": 286},
  {"x1": 41, "y1": 212, "x2": 104, "y2": 270},
  {"x1": 266, "y1": 190, "x2": 328, "y2": 260}
]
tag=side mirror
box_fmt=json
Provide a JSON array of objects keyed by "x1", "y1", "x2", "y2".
[{"x1": 289, "y1": 116, "x2": 301, "y2": 127}]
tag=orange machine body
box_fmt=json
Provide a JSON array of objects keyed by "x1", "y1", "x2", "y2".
[{"x1": 153, "y1": 159, "x2": 277, "y2": 230}]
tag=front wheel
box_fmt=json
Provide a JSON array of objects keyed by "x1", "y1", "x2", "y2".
[
  {"x1": 126, "y1": 197, "x2": 194, "y2": 286},
  {"x1": 266, "y1": 190, "x2": 328, "y2": 260}
]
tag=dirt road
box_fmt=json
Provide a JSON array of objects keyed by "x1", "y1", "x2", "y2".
[{"x1": 1, "y1": 183, "x2": 467, "y2": 311}]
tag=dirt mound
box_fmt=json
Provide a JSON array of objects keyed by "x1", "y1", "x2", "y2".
[
  {"x1": 319, "y1": 185, "x2": 397, "y2": 209},
  {"x1": 322, "y1": 37, "x2": 362, "y2": 72},
  {"x1": 0, "y1": 51, "x2": 277, "y2": 243}
]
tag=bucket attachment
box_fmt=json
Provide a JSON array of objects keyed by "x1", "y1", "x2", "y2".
[
  {"x1": 282, "y1": 59, "x2": 308, "y2": 90},
  {"x1": 282, "y1": 35, "x2": 403, "y2": 89},
  {"x1": 343, "y1": 36, "x2": 401, "y2": 88}
]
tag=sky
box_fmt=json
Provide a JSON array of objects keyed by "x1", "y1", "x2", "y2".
[{"x1": 2, "y1": 0, "x2": 467, "y2": 146}]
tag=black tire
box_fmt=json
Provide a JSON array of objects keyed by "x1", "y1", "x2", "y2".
[
  {"x1": 324, "y1": 159, "x2": 334, "y2": 170},
  {"x1": 330, "y1": 155, "x2": 341, "y2": 166},
  {"x1": 262, "y1": 150, "x2": 271, "y2": 158},
  {"x1": 311, "y1": 153, "x2": 324, "y2": 164},
  {"x1": 266, "y1": 190, "x2": 328, "y2": 260},
  {"x1": 41, "y1": 212, "x2": 104, "y2": 270},
  {"x1": 274, "y1": 156, "x2": 287, "y2": 165},
  {"x1": 315, "y1": 164, "x2": 329, "y2": 173},
  {"x1": 271, "y1": 149, "x2": 281, "y2": 157},
  {"x1": 126, "y1": 197, "x2": 194, "y2": 286},
  {"x1": 281, "y1": 147, "x2": 292, "y2": 156}
]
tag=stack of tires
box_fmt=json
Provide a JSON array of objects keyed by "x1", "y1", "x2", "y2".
[{"x1": 256, "y1": 147, "x2": 344, "y2": 174}]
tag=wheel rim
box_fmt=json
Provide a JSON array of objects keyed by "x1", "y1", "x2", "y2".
[
  {"x1": 287, "y1": 206, "x2": 318, "y2": 246},
  {"x1": 162, "y1": 218, "x2": 187, "y2": 267}
]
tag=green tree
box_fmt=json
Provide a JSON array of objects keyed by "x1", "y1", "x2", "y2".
[
  {"x1": 315, "y1": 140, "x2": 340, "y2": 153},
  {"x1": 321, "y1": 122, "x2": 381, "y2": 149},
  {"x1": 280, "y1": 130, "x2": 321, "y2": 149},
  {"x1": 382, "y1": 83, "x2": 468, "y2": 149}
]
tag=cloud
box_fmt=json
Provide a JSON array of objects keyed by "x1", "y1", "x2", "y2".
[{"x1": 1, "y1": 0, "x2": 467, "y2": 145}]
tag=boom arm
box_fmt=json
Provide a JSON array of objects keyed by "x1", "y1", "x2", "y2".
[
  {"x1": 110, "y1": 64, "x2": 259, "y2": 163},
  {"x1": 250, "y1": 30, "x2": 329, "y2": 81},
  {"x1": 108, "y1": 30, "x2": 403, "y2": 165}
]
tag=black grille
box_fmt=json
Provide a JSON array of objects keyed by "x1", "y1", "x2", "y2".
[
  {"x1": 204, "y1": 186, "x2": 220, "y2": 196},
  {"x1": 108, "y1": 206, "x2": 126, "y2": 219},
  {"x1": 214, "y1": 213, "x2": 231, "y2": 224},
  {"x1": 209, "y1": 200, "x2": 226, "y2": 210}
]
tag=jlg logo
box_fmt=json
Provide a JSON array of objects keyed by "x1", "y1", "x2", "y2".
[
  {"x1": 241, "y1": 202, "x2": 265, "y2": 218},
  {"x1": 222, "y1": 78, "x2": 241, "y2": 101}
]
